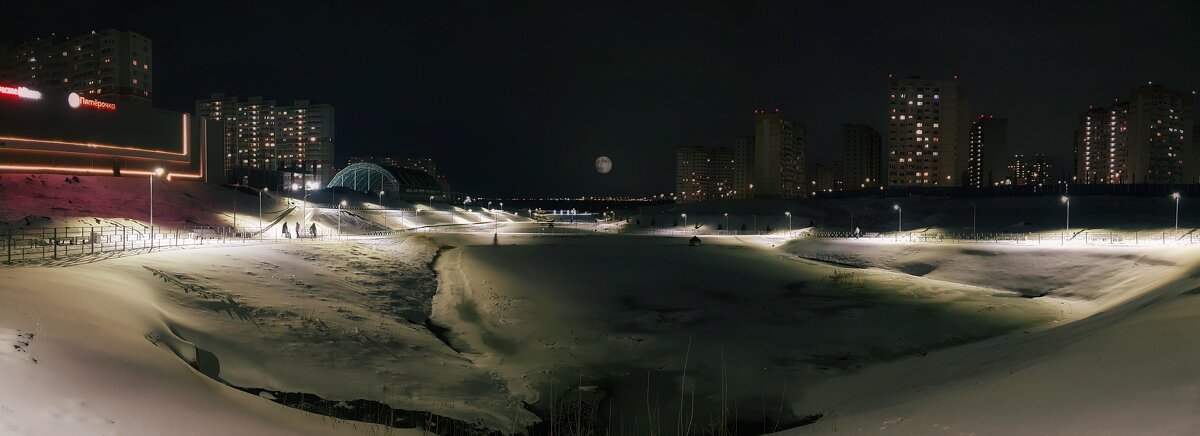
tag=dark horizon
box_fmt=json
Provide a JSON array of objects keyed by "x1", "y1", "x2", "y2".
[{"x1": 4, "y1": 1, "x2": 1198, "y2": 196}]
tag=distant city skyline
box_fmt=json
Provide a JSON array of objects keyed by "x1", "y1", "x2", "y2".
[{"x1": 3, "y1": 2, "x2": 1198, "y2": 196}]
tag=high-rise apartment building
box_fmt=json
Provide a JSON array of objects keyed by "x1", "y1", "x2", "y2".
[
  {"x1": 1073, "y1": 84, "x2": 1196, "y2": 184},
  {"x1": 1073, "y1": 102, "x2": 1129, "y2": 184},
  {"x1": 841, "y1": 124, "x2": 882, "y2": 189},
  {"x1": 348, "y1": 156, "x2": 439, "y2": 176},
  {"x1": 196, "y1": 93, "x2": 335, "y2": 184},
  {"x1": 675, "y1": 146, "x2": 735, "y2": 202},
  {"x1": 0, "y1": 29, "x2": 152, "y2": 104},
  {"x1": 731, "y1": 135, "x2": 755, "y2": 199},
  {"x1": 887, "y1": 76, "x2": 969, "y2": 187},
  {"x1": 967, "y1": 116, "x2": 1008, "y2": 187},
  {"x1": 751, "y1": 110, "x2": 806, "y2": 199},
  {"x1": 1127, "y1": 84, "x2": 1196, "y2": 184},
  {"x1": 806, "y1": 162, "x2": 842, "y2": 194},
  {"x1": 1006, "y1": 154, "x2": 1055, "y2": 186},
  {"x1": 277, "y1": 100, "x2": 336, "y2": 182}
]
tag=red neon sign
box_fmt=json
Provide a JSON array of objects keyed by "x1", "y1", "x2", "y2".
[
  {"x1": 68, "y1": 92, "x2": 116, "y2": 111},
  {"x1": 0, "y1": 85, "x2": 42, "y2": 100}
]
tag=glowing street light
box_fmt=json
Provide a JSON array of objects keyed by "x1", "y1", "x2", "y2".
[
  {"x1": 259, "y1": 187, "x2": 267, "y2": 239},
  {"x1": 1172, "y1": 192, "x2": 1181, "y2": 233},
  {"x1": 150, "y1": 167, "x2": 163, "y2": 249},
  {"x1": 379, "y1": 190, "x2": 385, "y2": 208},
  {"x1": 893, "y1": 204, "x2": 902, "y2": 234},
  {"x1": 785, "y1": 211, "x2": 792, "y2": 231},
  {"x1": 338, "y1": 200, "x2": 347, "y2": 236},
  {"x1": 681, "y1": 213, "x2": 688, "y2": 228},
  {"x1": 1061, "y1": 196, "x2": 1070, "y2": 235},
  {"x1": 724, "y1": 212, "x2": 729, "y2": 233}
]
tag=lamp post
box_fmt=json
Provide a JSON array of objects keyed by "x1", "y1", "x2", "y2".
[
  {"x1": 1061, "y1": 196, "x2": 1070, "y2": 236},
  {"x1": 681, "y1": 213, "x2": 688, "y2": 228},
  {"x1": 259, "y1": 188, "x2": 266, "y2": 239},
  {"x1": 785, "y1": 211, "x2": 792, "y2": 231},
  {"x1": 301, "y1": 181, "x2": 316, "y2": 236},
  {"x1": 1172, "y1": 192, "x2": 1181, "y2": 233},
  {"x1": 150, "y1": 167, "x2": 163, "y2": 249},
  {"x1": 302, "y1": 177, "x2": 308, "y2": 234},
  {"x1": 379, "y1": 191, "x2": 385, "y2": 208},
  {"x1": 724, "y1": 213, "x2": 729, "y2": 233},
  {"x1": 338, "y1": 200, "x2": 347, "y2": 236},
  {"x1": 972, "y1": 202, "x2": 977, "y2": 238},
  {"x1": 893, "y1": 204, "x2": 902, "y2": 236}
]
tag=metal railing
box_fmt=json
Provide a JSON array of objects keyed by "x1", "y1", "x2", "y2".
[
  {"x1": 808, "y1": 230, "x2": 1200, "y2": 246},
  {"x1": 1, "y1": 225, "x2": 386, "y2": 264}
]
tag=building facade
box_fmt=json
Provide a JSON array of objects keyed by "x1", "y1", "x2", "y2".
[
  {"x1": 731, "y1": 135, "x2": 755, "y2": 199},
  {"x1": 807, "y1": 162, "x2": 842, "y2": 194},
  {"x1": 967, "y1": 115, "x2": 1008, "y2": 187},
  {"x1": 277, "y1": 100, "x2": 335, "y2": 182},
  {"x1": 1073, "y1": 102, "x2": 1129, "y2": 184},
  {"x1": 0, "y1": 29, "x2": 152, "y2": 105},
  {"x1": 1072, "y1": 84, "x2": 1196, "y2": 184},
  {"x1": 1126, "y1": 84, "x2": 1196, "y2": 184},
  {"x1": 841, "y1": 123, "x2": 882, "y2": 189},
  {"x1": 348, "y1": 155, "x2": 438, "y2": 176},
  {"x1": 0, "y1": 87, "x2": 222, "y2": 182},
  {"x1": 1005, "y1": 154, "x2": 1055, "y2": 186},
  {"x1": 751, "y1": 110, "x2": 806, "y2": 199},
  {"x1": 674, "y1": 145, "x2": 735, "y2": 202},
  {"x1": 887, "y1": 76, "x2": 969, "y2": 187},
  {"x1": 196, "y1": 93, "x2": 335, "y2": 186}
]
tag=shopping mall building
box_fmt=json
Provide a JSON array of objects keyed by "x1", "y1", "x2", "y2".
[{"x1": 0, "y1": 84, "x2": 222, "y2": 181}]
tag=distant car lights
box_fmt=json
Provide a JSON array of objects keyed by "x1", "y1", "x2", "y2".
[{"x1": 0, "y1": 84, "x2": 42, "y2": 100}]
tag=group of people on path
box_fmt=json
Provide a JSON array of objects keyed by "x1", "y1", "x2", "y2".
[{"x1": 281, "y1": 222, "x2": 318, "y2": 239}]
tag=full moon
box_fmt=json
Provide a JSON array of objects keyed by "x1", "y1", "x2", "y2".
[{"x1": 595, "y1": 156, "x2": 612, "y2": 174}]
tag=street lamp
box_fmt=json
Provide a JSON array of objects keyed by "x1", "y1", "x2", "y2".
[
  {"x1": 338, "y1": 200, "x2": 347, "y2": 236},
  {"x1": 1172, "y1": 192, "x2": 1181, "y2": 233},
  {"x1": 1061, "y1": 196, "x2": 1070, "y2": 235},
  {"x1": 150, "y1": 167, "x2": 163, "y2": 249},
  {"x1": 259, "y1": 188, "x2": 267, "y2": 239},
  {"x1": 785, "y1": 211, "x2": 792, "y2": 231},
  {"x1": 681, "y1": 213, "x2": 688, "y2": 228},
  {"x1": 379, "y1": 191, "x2": 385, "y2": 208},
  {"x1": 301, "y1": 181, "x2": 317, "y2": 235},
  {"x1": 724, "y1": 213, "x2": 729, "y2": 233},
  {"x1": 893, "y1": 204, "x2": 902, "y2": 235}
]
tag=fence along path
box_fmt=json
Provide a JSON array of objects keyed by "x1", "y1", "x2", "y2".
[
  {"x1": 807, "y1": 229, "x2": 1200, "y2": 246},
  {"x1": 1, "y1": 224, "x2": 358, "y2": 264}
]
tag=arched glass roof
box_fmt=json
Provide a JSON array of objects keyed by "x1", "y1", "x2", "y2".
[{"x1": 326, "y1": 162, "x2": 441, "y2": 195}]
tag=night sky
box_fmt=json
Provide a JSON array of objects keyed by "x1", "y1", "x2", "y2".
[{"x1": 5, "y1": 1, "x2": 1199, "y2": 196}]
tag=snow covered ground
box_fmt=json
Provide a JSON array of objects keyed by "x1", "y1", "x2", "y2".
[
  {"x1": 777, "y1": 239, "x2": 1200, "y2": 435},
  {"x1": 5, "y1": 176, "x2": 1200, "y2": 434},
  {"x1": 0, "y1": 253, "x2": 416, "y2": 435}
]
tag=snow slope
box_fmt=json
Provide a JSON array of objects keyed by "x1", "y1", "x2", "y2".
[
  {"x1": 0, "y1": 259, "x2": 414, "y2": 435},
  {"x1": 775, "y1": 238, "x2": 1200, "y2": 435}
]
